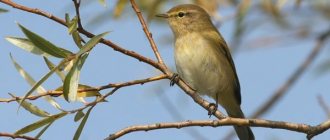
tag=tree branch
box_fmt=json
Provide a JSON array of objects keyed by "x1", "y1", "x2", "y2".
[
  {"x1": 72, "y1": 0, "x2": 83, "y2": 29},
  {"x1": 0, "y1": 132, "x2": 36, "y2": 140},
  {"x1": 104, "y1": 118, "x2": 330, "y2": 140},
  {"x1": 0, "y1": 74, "x2": 168, "y2": 103},
  {"x1": 130, "y1": 0, "x2": 165, "y2": 65}
]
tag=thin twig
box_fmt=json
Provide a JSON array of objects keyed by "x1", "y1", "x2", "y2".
[
  {"x1": 1, "y1": 74, "x2": 168, "y2": 103},
  {"x1": 104, "y1": 118, "x2": 330, "y2": 140},
  {"x1": 0, "y1": 132, "x2": 36, "y2": 140},
  {"x1": 129, "y1": 0, "x2": 165, "y2": 65},
  {"x1": 73, "y1": 0, "x2": 83, "y2": 29}
]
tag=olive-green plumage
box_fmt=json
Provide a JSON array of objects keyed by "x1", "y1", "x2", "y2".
[{"x1": 157, "y1": 4, "x2": 254, "y2": 140}]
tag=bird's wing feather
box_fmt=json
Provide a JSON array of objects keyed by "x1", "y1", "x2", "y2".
[{"x1": 204, "y1": 30, "x2": 242, "y2": 105}]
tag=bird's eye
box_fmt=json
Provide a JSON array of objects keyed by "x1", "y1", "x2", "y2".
[{"x1": 178, "y1": 12, "x2": 185, "y2": 17}]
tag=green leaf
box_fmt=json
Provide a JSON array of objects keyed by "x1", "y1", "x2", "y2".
[
  {"x1": 5, "y1": 37, "x2": 51, "y2": 57},
  {"x1": 68, "y1": 16, "x2": 78, "y2": 35},
  {"x1": 77, "y1": 84, "x2": 101, "y2": 97},
  {"x1": 74, "y1": 111, "x2": 85, "y2": 122},
  {"x1": 9, "y1": 93, "x2": 50, "y2": 117},
  {"x1": 0, "y1": 8, "x2": 8, "y2": 13},
  {"x1": 56, "y1": 84, "x2": 101, "y2": 98},
  {"x1": 43, "y1": 57, "x2": 66, "y2": 81},
  {"x1": 73, "y1": 106, "x2": 95, "y2": 140},
  {"x1": 63, "y1": 58, "x2": 81, "y2": 102},
  {"x1": 65, "y1": 13, "x2": 70, "y2": 25},
  {"x1": 113, "y1": 0, "x2": 128, "y2": 18},
  {"x1": 15, "y1": 112, "x2": 67, "y2": 135},
  {"x1": 72, "y1": 31, "x2": 83, "y2": 49},
  {"x1": 17, "y1": 23, "x2": 72, "y2": 58},
  {"x1": 18, "y1": 59, "x2": 68, "y2": 109},
  {"x1": 35, "y1": 121, "x2": 53, "y2": 139},
  {"x1": 76, "y1": 32, "x2": 109, "y2": 56},
  {"x1": 63, "y1": 53, "x2": 89, "y2": 102},
  {"x1": 10, "y1": 54, "x2": 62, "y2": 110}
]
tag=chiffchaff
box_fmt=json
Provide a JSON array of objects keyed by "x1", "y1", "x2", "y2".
[{"x1": 157, "y1": 4, "x2": 254, "y2": 140}]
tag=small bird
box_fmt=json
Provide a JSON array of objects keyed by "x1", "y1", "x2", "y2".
[{"x1": 156, "y1": 4, "x2": 254, "y2": 140}]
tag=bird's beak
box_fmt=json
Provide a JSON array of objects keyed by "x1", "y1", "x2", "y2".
[{"x1": 155, "y1": 13, "x2": 169, "y2": 18}]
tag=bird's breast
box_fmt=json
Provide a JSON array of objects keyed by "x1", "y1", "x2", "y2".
[{"x1": 174, "y1": 33, "x2": 232, "y2": 97}]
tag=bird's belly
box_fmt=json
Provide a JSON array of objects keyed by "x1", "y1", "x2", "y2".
[{"x1": 174, "y1": 41, "x2": 226, "y2": 97}]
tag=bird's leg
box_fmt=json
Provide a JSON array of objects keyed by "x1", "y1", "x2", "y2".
[
  {"x1": 170, "y1": 73, "x2": 180, "y2": 86},
  {"x1": 208, "y1": 94, "x2": 219, "y2": 118}
]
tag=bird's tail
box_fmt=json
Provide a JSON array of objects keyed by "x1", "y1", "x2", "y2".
[{"x1": 227, "y1": 107, "x2": 254, "y2": 140}]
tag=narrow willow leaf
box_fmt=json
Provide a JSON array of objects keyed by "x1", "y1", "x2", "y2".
[
  {"x1": 72, "y1": 31, "x2": 83, "y2": 49},
  {"x1": 74, "y1": 111, "x2": 85, "y2": 122},
  {"x1": 0, "y1": 8, "x2": 8, "y2": 13},
  {"x1": 56, "y1": 84, "x2": 101, "y2": 98},
  {"x1": 76, "y1": 84, "x2": 101, "y2": 97},
  {"x1": 5, "y1": 37, "x2": 51, "y2": 57},
  {"x1": 76, "y1": 32, "x2": 109, "y2": 56},
  {"x1": 19, "y1": 59, "x2": 68, "y2": 109},
  {"x1": 68, "y1": 16, "x2": 78, "y2": 35},
  {"x1": 18, "y1": 23, "x2": 72, "y2": 58},
  {"x1": 113, "y1": 0, "x2": 128, "y2": 18},
  {"x1": 65, "y1": 13, "x2": 70, "y2": 25},
  {"x1": 35, "y1": 121, "x2": 53, "y2": 139},
  {"x1": 10, "y1": 54, "x2": 62, "y2": 110},
  {"x1": 73, "y1": 106, "x2": 94, "y2": 140},
  {"x1": 62, "y1": 59, "x2": 75, "y2": 72},
  {"x1": 63, "y1": 52, "x2": 89, "y2": 102},
  {"x1": 63, "y1": 58, "x2": 80, "y2": 102},
  {"x1": 15, "y1": 112, "x2": 67, "y2": 135},
  {"x1": 43, "y1": 57, "x2": 65, "y2": 81},
  {"x1": 9, "y1": 93, "x2": 50, "y2": 117}
]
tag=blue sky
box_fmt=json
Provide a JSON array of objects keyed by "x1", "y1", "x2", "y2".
[{"x1": 1, "y1": 1, "x2": 330, "y2": 140}]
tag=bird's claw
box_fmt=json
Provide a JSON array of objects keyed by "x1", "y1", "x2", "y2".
[
  {"x1": 207, "y1": 103, "x2": 218, "y2": 118},
  {"x1": 170, "y1": 73, "x2": 179, "y2": 86}
]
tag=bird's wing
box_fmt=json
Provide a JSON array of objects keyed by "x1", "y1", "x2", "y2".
[{"x1": 204, "y1": 30, "x2": 242, "y2": 105}]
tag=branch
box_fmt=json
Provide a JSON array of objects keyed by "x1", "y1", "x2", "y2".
[
  {"x1": 130, "y1": 0, "x2": 164, "y2": 65},
  {"x1": 72, "y1": 0, "x2": 83, "y2": 29},
  {"x1": 0, "y1": 74, "x2": 168, "y2": 103},
  {"x1": 0, "y1": 132, "x2": 36, "y2": 140},
  {"x1": 104, "y1": 118, "x2": 330, "y2": 140}
]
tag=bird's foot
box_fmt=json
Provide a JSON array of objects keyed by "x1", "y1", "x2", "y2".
[
  {"x1": 207, "y1": 103, "x2": 218, "y2": 118},
  {"x1": 170, "y1": 73, "x2": 179, "y2": 86}
]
